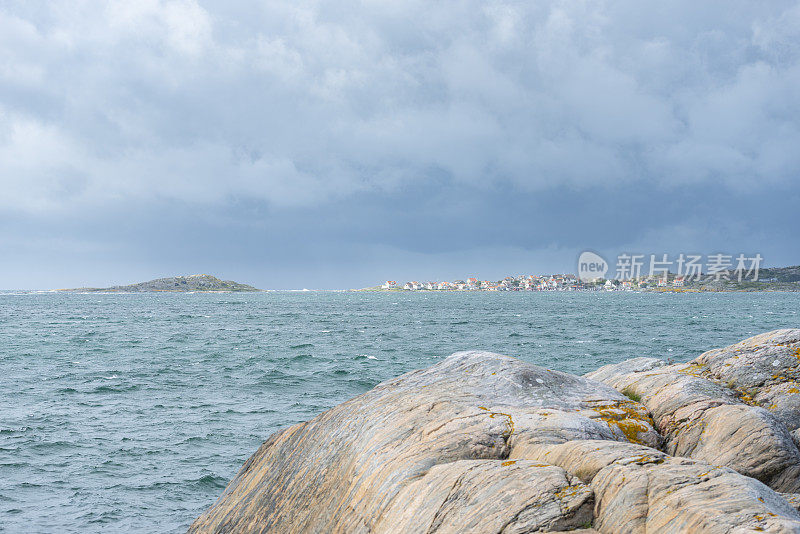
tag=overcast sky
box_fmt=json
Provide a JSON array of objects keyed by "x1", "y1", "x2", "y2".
[{"x1": 1, "y1": 1, "x2": 799, "y2": 289}]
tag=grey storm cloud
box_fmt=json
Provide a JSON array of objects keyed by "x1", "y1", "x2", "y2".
[
  {"x1": 1, "y1": 1, "x2": 799, "y2": 288},
  {"x1": 1, "y1": 0, "x2": 799, "y2": 213}
]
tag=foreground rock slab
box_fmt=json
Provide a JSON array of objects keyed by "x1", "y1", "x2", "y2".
[{"x1": 191, "y1": 331, "x2": 800, "y2": 533}]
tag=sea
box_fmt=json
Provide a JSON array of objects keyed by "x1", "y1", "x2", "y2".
[{"x1": 1, "y1": 290, "x2": 798, "y2": 532}]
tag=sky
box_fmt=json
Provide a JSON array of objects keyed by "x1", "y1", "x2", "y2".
[{"x1": 1, "y1": 1, "x2": 799, "y2": 289}]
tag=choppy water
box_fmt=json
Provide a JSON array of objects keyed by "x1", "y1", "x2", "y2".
[{"x1": 1, "y1": 290, "x2": 798, "y2": 532}]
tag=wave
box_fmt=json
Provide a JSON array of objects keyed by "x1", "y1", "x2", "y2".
[
  {"x1": 91, "y1": 384, "x2": 139, "y2": 394},
  {"x1": 0, "y1": 426, "x2": 29, "y2": 434},
  {"x1": 135, "y1": 474, "x2": 228, "y2": 492}
]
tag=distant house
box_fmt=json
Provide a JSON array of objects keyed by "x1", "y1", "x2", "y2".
[
  {"x1": 403, "y1": 282, "x2": 414, "y2": 290},
  {"x1": 622, "y1": 280, "x2": 632, "y2": 290},
  {"x1": 425, "y1": 282, "x2": 435, "y2": 290},
  {"x1": 673, "y1": 277, "x2": 684, "y2": 287},
  {"x1": 382, "y1": 281, "x2": 397, "y2": 289},
  {"x1": 657, "y1": 278, "x2": 668, "y2": 287}
]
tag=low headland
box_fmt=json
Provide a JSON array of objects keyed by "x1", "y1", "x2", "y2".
[
  {"x1": 191, "y1": 328, "x2": 800, "y2": 533},
  {"x1": 61, "y1": 274, "x2": 260, "y2": 293}
]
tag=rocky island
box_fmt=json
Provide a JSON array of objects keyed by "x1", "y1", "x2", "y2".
[
  {"x1": 65, "y1": 274, "x2": 260, "y2": 292},
  {"x1": 191, "y1": 329, "x2": 800, "y2": 533}
]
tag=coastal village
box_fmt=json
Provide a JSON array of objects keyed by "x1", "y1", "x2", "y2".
[
  {"x1": 377, "y1": 265, "x2": 800, "y2": 292},
  {"x1": 379, "y1": 274, "x2": 689, "y2": 291}
]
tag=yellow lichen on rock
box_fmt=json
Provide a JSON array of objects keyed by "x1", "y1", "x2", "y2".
[{"x1": 585, "y1": 399, "x2": 655, "y2": 446}]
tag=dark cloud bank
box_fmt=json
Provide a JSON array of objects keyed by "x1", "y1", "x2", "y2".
[{"x1": 1, "y1": 1, "x2": 799, "y2": 288}]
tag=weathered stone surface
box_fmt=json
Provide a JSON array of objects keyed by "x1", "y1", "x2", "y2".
[
  {"x1": 695, "y1": 329, "x2": 800, "y2": 431},
  {"x1": 192, "y1": 333, "x2": 800, "y2": 533},
  {"x1": 586, "y1": 338, "x2": 800, "y2": 493},
  {"x1": 583, "y1": 357, "x2": 666, "y2": 383},
  {"x1": 512, "y1": 439, "x2": 800, "y2": 533},
  {"x1": 592, "y1": 456, "x2": 800, "y2": 534},
  {"x1": 374, "y1": 460, "x2": 593, "y2": 533},
  {"x1": 783, "y1": 493, "x2": 800, "y2": 512},
  {"x1": 513, "y1": 439, "x2": 670, "y2": 483},
  {"x1": 190, "y1": 351, "x2": 656, "y2": 533}
]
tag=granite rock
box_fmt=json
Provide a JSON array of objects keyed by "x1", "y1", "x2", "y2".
[
  {"x1": 191, "y1": 332, "x2": 800, "y2": 533},
  {"x1": 586, "y1": 353, "x2": 800, "y2": 492}
]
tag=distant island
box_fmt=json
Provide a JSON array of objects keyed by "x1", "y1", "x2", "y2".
[{"x1": 63, "y1": 274, "x2": 261, "y2": 293}]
